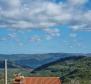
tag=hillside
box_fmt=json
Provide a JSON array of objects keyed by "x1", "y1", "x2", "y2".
[
  {"x1": 0, "y1": 53, "x2": 80, "y2": 68},
  {"x1": 0, "y1": 61, "x2": 17, "y2": 68},
  {"x1": 30, "y1": 56, "x2": 91, "y2": 84},
  {"x1": 0, "y1": 53, "x2": 91, "y2": 84}
]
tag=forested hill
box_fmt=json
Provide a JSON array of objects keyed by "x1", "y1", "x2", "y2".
[{"x1": 30, "y1": 56, "x2": 91, "y2": 84}]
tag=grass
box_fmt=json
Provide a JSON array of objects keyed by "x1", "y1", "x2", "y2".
[{"x1": 0, "y1": 68, "x2": 30, "y2": 84}]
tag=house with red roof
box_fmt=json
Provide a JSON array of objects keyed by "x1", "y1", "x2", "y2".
[{"x1": 13, "y1": 75, "x2": 62, "y2": 84}]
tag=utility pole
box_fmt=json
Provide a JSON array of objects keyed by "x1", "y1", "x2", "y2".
[{"x1": 4, "y1": 59, "x2": 7, "y2": 84}]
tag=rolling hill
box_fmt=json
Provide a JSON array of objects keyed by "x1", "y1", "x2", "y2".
[
  {"x1": 0, "y1": 53, "x2": 91, "y2": 84},
  {"x1": 0, "y1": 53, "x2": 80, "y2": 68},
  {"x1": 30, "y1": 56, "x2": 91, "y2": 84}
]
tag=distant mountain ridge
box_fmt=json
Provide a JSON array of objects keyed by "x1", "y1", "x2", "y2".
[
  {"x1": 0, "y1": 53, "x2": 89, "y2": 60},
  {"x1": 0, "y1": 53, "x2": 90, "y2": 68}
]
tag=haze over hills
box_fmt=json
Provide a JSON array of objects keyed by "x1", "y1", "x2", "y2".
[
  {"x1": 0, "y1": 53, "x2": 89, "y2": 68},
  {"x1": 0, "y1": 53, "x2": 89, "y2": 60},
  {"x1": 0, "y1": 53, "x2": 91, "y2": 68}
]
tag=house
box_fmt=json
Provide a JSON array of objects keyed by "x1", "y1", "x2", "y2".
[
  {"x1": 13, "y1": 75, "x2": 62, "y2": 84},
  {"x1": 24, "y1": 77, "x2": 61, "y2": 84}
]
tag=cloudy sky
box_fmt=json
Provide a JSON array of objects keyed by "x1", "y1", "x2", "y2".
[{"x1": 0, "y1": 0, "x2": 91, "y2": 54}]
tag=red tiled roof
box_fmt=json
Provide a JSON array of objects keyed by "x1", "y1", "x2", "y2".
[{"x1": 24, "y1": 77, "x2": 61, "y2": 84}]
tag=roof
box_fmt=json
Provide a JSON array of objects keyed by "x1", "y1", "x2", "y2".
[{"x1": 23, "y1": 77, "x2": 61, "y2": 84}]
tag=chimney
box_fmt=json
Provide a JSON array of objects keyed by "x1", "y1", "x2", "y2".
[{"x1": 4, "y1": 59, "x2": 7, "y2": 84}]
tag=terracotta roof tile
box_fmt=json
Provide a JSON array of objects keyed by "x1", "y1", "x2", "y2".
[{"x1": 24, "y1": 77, "x2": 61, "y2": 84}]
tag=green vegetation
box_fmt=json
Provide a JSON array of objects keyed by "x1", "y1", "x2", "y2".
[
  {"x1": 0, "y1": 68, "x2": 30, "y2": 84},
  {"x1": 0, "y1": 56, "x2": 91, "y2": 84},
  {"x1": 30, "y1": 56, "x2": 91, "y2": 84}
]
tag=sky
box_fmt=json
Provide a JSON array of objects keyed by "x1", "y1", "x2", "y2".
[{"x1": 0, "y1": 0, "x2": 91, "y2": 54}]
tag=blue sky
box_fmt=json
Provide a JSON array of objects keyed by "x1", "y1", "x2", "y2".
[{"x1": 0, "y1": 0, "x2": 91, "y2": 54}]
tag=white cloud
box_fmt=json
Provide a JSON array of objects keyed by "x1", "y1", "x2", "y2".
[
  {"x1": 0, "y1": 0, "x2": 91, "y2": 32},
  {"x1": 29, "y1": 36, "x2": 41, "y2": 42},
  {"x1": 68, "y1": 0, "x2": 88, "y2": 6},
  {"x1": 44, "y1": 28, "x2": 61, "y2": 37},
  {"x1": 8, "y1": 33, "x2": 17, "y2": 38},
  {"x1": 70, "y1": 33, "x2": 77, "y2": 38},
  {"x1": 46, "y1": 35, "x2": 52, "y2": 40}
]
